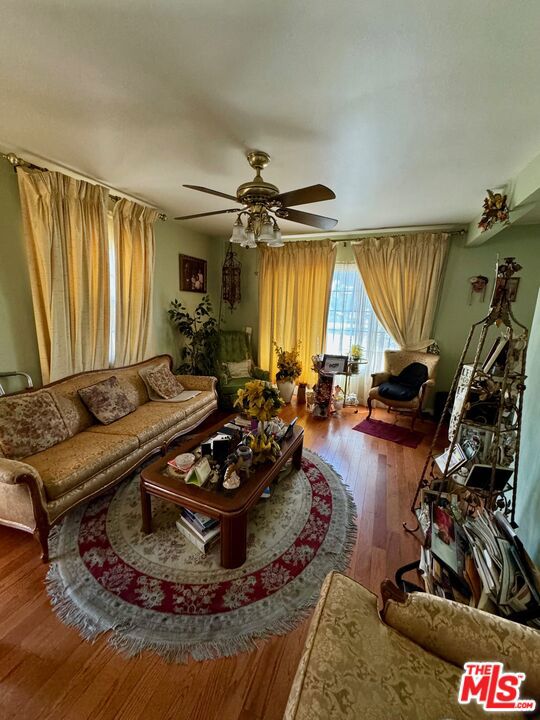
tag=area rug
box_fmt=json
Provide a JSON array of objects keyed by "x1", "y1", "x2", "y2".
[
  {"x1": 352, "y1": 417, "x2": 424, "y2": 448},
  {"x1": 47, "y1": 449, "x2": 356, "y2": 662}
]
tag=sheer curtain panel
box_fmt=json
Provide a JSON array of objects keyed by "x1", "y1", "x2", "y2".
[
  {"x1": 113, "y1": 199, "x2": 158, "y2": 366},
  {"x1": 326, "y1": 262, "x2": 397, "y2": 404},
  {"x1": 17, "y1": 168, "x2": 110, "y2": 383}
]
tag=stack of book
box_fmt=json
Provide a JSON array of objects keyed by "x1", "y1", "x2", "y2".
[{"x1": 176, "y1": 509, "x2": 220, "y2": 553}]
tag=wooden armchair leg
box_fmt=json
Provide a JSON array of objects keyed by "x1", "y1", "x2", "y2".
[
  {"x1": 34, "y1": 523, "x2": 50, "y2": 563},
  {"x1": 367, "y1": 396, "x2": 373, "y2": 420}
]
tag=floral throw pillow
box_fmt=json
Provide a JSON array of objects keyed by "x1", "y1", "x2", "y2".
[
  {"x1": 78, "y1": 376, "x2": 136, "y2": 425},
  {"x1": 0, "y1": 391, "x2": 69, "y2": 459},
  {"x1": 145, "y1": 365, "x2": 184, "y2": 399}
]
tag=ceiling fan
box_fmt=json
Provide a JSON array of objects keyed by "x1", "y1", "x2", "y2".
[{"x1": 174, "y1": 151, "x2": 337, "y2": 248}]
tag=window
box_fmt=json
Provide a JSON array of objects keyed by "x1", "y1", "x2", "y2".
[{"x1": 326, "y1": 261, "x2": 397, "y2": 403}]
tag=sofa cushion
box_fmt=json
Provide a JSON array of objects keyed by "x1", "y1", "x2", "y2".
[
  {"x1": 87, "y1": 390, "x2": 215, "y2": 444},
  {"x1": 47, "y1": 357, "x2": 170, "y2": 436},
  {"x1": 285, "y1": 572, "x2": 487, "y2": 720},
  {"x1": 221, "y1": 377, "x2": 252, "y2": 395},
  {"x1": 78, "y1": 376, "x2": 137, "y2": 425},
  {"x1": 0, "y1": 391, "x2": 69, "y2": 460},
  {"x1": 377, "y1": 380, "x2": 418, "y2": 401},
  {"x1": 24, "y1": 431, "x2": 138, "y2": 501}
]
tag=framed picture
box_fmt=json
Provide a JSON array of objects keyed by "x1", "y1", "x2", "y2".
[
  {"x1": 435, "y1": 444, "x2": 467, "y2": 475},
  {"x1": 482, "y1": 336, "x2": 509, "y2": 373},
  {"x1": 321, "y1": 354, "x2": 348, "y2": 374},
  {"x1": 179, "y1": 254, "x2": 207, "y2": 293},
  {"x1": 493, "y1": 276, "x2": 520, "y2": 304},
  {"x1": 457, "y1": 425, "x2": 493, "y2": 464}
]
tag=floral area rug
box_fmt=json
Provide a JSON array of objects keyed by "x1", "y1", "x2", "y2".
[{"x1": 47, "y1": 449, "x2": 356, "y2": 663}]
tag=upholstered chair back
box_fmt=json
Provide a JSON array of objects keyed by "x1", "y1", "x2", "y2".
[
  {"x1": 218, "y1": 331, "x2": 252, "y2": 364},
  {"x1": 384, "y1": 349, "x2": 439, "y2": 381}
]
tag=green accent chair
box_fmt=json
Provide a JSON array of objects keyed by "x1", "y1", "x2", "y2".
[{"x1": 218, "y1": 330, "x2": 270, "y2": 409}]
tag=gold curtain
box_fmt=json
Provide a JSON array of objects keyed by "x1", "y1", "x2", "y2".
[
  {"x1": 17, "y1": 168, "x2": 110, "y2": 383},
  {"x1": 352, "y1": 233, "x2": 449, "y2": 350},
  {"x1": 258, "y1": 240, "x2": 337, "y2": 385},
  {"x1": 113, "y1": 199, "x2": 158, "y2": 366}
]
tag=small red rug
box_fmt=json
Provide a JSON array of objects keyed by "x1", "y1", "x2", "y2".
[{"x1": 352, "y1": 418, "x2": 424, "y2": 448}]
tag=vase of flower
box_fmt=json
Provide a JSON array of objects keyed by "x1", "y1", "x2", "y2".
[{"x1": 273, "y1": 341, "x2": 302, "y2": 404}]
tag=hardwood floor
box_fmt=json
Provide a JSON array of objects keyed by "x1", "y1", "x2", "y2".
[{"x1": 0, "y1": 404, "x2": 436, "y2": 720}]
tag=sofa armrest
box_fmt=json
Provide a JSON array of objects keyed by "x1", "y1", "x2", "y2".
[
  {"x1": 175, "y1": 375, "x2": 217, "y2": 393},
  {"x1": 382, "y1": 582, "x2": 540, "y2": 698},
  {"x1": 0, "y1": 457, "x2": 44, "y2": 488},
  {"x1": 252, "y1": 367, "x2": 270, "y2": 381},
  {"x1": 371, "y1": 371, "x2": 390, "y2": 387}
]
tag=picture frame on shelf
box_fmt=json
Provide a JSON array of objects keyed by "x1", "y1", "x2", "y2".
[
  {"x1": 465, "y1": 464, "x2": 513, "y2": 492},
  {"x1": 457, "y1": 425, "x2": 493, "y2": 464},
  {"x1": 179, "y1": 254, "x2": 207, "y2": 293},
  {"x1": 321, "y1": 354, "x2": 348, "y2": 374},
  {"x1": 493, "y1": 276, "x2": 520, "y2": 304},
  {"x1": 482, "y1": 336, "x2": 509, "y2": 373},
  {"x1": 435, "y1": 444, "x2": 467, "y2": 475}
]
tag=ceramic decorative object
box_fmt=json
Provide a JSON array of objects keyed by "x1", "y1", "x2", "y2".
[{"x1": 276, "y1": 380, "x2": 295, "y2": 403}]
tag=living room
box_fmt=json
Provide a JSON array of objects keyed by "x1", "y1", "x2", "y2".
[{"x1": 1, "y1": 3, "x2": 540, "y2": 719}]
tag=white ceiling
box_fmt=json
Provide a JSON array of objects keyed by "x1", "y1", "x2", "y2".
[{"x1": 1, "y1": 1, "x2": 540, "y2": 237}]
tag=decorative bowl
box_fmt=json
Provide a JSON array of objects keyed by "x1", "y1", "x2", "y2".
[{"x1": 174, "y1": 452, "x2": 196, "y2": 472}]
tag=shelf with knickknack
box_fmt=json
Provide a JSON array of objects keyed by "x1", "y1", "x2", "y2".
[{"x1": 398, "y1": 257, "x2": 540, "y2": 627}]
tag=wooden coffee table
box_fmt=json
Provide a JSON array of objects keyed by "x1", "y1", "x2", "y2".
[{"x1": 139, "y1": 417, "x2": 304, "y2": 569}]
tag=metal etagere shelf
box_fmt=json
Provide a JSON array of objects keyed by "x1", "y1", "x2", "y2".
[{"x1": 406, "y1": 256, "x2": 528, "y2": 531}]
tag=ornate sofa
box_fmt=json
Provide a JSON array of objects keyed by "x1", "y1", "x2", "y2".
[
  {"x1": 0, "y1": 355, "x2": 217, "y2": 561},
  {"x1": 285, "y1": 572, "x2": 540, "y2": 719}
]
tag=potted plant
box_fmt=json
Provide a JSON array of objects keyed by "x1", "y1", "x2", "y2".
[
  {"x1": 273, "y1": 341, "x2": 302, "y2": 403},
  {"x1": 349, "y1": 344, "x2": 364, "y2": 374},
  {"x1": 234, "y1": 380, "x2": 284, "y2": 464},
  {"x1": 168, "y1": 295, "x2": 219, "y2": 375}
]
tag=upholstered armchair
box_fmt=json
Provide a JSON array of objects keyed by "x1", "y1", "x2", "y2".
[
  {"x1": 367, "y1": 349, "x2": 439, "y2": 429},
  {"x1": 218, "y1": 329, "x2": 270, "y2": 408},
  {"x1": 284, "y1": 572, "x2": 540, "y2": 720}
]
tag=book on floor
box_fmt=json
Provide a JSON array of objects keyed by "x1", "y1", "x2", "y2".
[{"x1": 176, "y1": 516, "x2": 220, "y2": 553}]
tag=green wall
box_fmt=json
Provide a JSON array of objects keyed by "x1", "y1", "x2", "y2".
[
  {"x1": 152, "y1": 220, "x2": 220, "y2": 369},
  {"x1": 433, "y1": 227, "x2": 540, "y2": 391},
  {"x1": 516, "y1": 290, "x2": 540, "y2": 563},
  {"x1": 0, "y1": 161, "x2": 219, "y2": 386}
]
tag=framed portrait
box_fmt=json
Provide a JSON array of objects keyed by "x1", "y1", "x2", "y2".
[
  {"x1": 493, "y1": 276, "x2": 520, "y2": 304},
  {"x1": 179, "y1": 254, "x2": 207, "y2": 293},
  {"x1": 321, "y1": 354, "x2": 348, "y2": 374}
]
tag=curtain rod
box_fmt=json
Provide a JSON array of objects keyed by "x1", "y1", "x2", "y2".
[
  {"x1": 285, "y1": 224, "x2": 466, "y2": 241},
  {"x1": 1, "y1": 151, "x2": 167, "y2": 221}
]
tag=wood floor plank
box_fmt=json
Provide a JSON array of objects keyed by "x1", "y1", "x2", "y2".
[{"x1": 0, "y1": 404, "x2": 433, "y2": 720}]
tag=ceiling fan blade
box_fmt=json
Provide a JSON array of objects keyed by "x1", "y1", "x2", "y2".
[
  {"x1": 183, "y1": 184, "x2": 238, "y2": 202},
  {"x1": 279, "y1": 208, "x2": 338, "y2": 230},
  {"x1": 174, "y1": 208, "x2": 239, "y2": 220},
  {"x1": 274, "y1": 184, "x2": 335, "y2": 208}
]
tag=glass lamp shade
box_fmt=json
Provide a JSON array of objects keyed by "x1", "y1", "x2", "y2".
[
  {"x1": 230, "y1": 219, "x2": 245, "y2": 244},
  {"x1": 268, "y1": 224, "x2": 284, "y2": 247},
  {"x1": 259, "y1": 218, "x2": 274, "y2": 242}
]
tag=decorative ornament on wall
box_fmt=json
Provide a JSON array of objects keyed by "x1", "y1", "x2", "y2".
[
  {"x1": 478, "y1": 189, "x2": 510, "y2": 233},
  {"x1": 468, "y1": 275, "x2": 489, "y2": 304},
  {"x1": 221, "y1": 246, "x2": 242, "y2": 310}
]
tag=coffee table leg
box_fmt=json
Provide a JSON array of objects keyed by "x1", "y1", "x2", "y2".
[
  {"x1": 292, "y1": 438, "x2": 304, "y2": 470},
  {"x1": 140, "y1": 484, "x2": 152, "y2": 534},
  {"x1": 221, "y1": 514, "x2": 247, "y2": 569}
]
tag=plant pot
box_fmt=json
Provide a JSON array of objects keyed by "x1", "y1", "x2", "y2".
[
  {"x1": 277, "y1": 380, "x2": 295, "y2": 404},
  {"x1": 349, "y1": 360, "x2": 359, "y2": 374}
]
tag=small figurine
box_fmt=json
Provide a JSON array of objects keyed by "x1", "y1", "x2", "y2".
[{"x1": 223, "y1": 466, "x2": 241, "y2": 491}]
